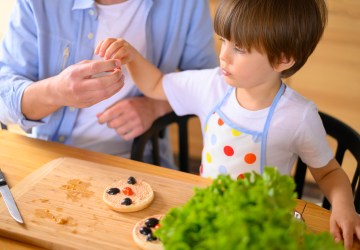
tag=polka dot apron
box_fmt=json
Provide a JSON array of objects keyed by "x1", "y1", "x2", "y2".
[{"x1": 200, "y1": 83, "x2": 285, "y2": 180}]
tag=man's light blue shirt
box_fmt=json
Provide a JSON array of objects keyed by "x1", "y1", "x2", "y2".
[{"x1": 0, "y1": 0, "x2": 217, "y2": 145}]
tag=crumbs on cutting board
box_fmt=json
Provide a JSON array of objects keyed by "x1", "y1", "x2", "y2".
[
  {"x1": 34, "y1": 209, "x2": 77, "y2": 226},
  {"x1": 60, "y1": 179, "x2": 94, "y2": 202},
  {"x1": 31, "y1": 198, "x2": 50, "y2": 203}
]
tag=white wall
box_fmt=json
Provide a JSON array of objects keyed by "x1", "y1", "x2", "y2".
[{"x1": 0, "y1": 0, "x2": 16, "y2": 38}]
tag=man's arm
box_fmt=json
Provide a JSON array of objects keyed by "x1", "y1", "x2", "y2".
[
  {"x1": 0, "y1": 1, "x2": 124, "y2": 125},
  {"x1": 21, "y1": 60, "x2": 124, "y2": 121}
]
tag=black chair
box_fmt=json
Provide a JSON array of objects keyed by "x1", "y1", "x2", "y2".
[
  {"x1": 0, "y1": 122, "x2": 7, "y2": 130},
  {"x1": 130, "y1": 112, "x2": 195, "y2": 173},
  {"x1": 294, "y1": 111, "x2": 360, "y2": 213}
]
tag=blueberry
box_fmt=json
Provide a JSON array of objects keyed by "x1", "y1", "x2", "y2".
[
  {"x1": 146, "y1": 234, "x2": 157, "y2": 242},
  {"x1": 106, "y1": 187, "x2": 120, "y2": 195},
  {"x1": 145, "y1": 218, "x2": 159, "y2": 228},
  {"x1": 121, "y1": 197, "x2": 132, "y2": 206},
  {"x1": 139, "y1": 226, "x2": 151, "y2": 235},
  {"x1": 127, "y1": 176, "x2": 137, "y2": 185}
]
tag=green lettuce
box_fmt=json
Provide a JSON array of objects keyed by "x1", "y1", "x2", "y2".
[{"x1": 155, "y1": 167, "x2": 343, "y2": 250}]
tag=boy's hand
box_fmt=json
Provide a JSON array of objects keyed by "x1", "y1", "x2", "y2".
[
  {"x1": 330, "y1": 206, "x2": 360, "y2": 249},
  {"x1": 95, "y1": 37, "x2": 167, "y2": 101},
  {"x1": 95, "y1": 38, "x2": 135, "y2": 63}
]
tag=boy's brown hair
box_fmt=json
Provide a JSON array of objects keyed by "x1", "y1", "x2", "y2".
[{"x1": 214, "y1": 0, "x2": 327, "y2": 78}]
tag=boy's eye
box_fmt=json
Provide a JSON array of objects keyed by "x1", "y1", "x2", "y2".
[
  {"x1": 234, "y1": 46, "x2": 246, "y2": 54},
  {"x1": 219, "y1": 37, "x2": 246, "y2": 54}
]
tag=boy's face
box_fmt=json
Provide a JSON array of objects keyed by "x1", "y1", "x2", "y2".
[{"x1": 219, "y1": 38, "x2": 280, "y2": 89}]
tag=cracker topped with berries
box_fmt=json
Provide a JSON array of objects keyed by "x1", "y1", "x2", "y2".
[
  {"x1": 132, "y1": 214, "x2": 164, "y2": 250},
  {"x1": 103, "y1": 176, "x2": 154, "y2": 212}
]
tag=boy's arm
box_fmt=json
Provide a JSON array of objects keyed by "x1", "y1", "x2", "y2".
[
  {"x1": 96, "y1": 38, "x2": 168, "y2": 101},
  {"x1": 308, "y1": 159, "x2": 360, "y2": 249},
  {"x1": 309, "y1": 159, "x2": 355, "y2": 211},
  {"x1": 127, "y1": 50, "x2": 167, "y2": 101}
]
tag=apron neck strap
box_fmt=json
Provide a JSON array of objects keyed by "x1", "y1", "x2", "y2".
[{"x1": 260, "y1": 82, "x2": 286, "y2": 172}]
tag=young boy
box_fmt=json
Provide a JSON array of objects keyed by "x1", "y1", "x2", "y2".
[{"x1": 95, "y1": 0, "x2": 360, "y2": 248}]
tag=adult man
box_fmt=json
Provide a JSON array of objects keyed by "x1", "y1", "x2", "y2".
[{"x1": 0, "y1": 0, "x2": 217, "y2": 168}]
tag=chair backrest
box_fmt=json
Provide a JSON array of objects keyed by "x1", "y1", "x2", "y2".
[
  {"x1": 130, "y1": 112, "x2": 195, "y2": 173},
  {"x1": 294, "y1": 111, "x2": 360, "y2": 213},
  {"x1": 1, "y1": 122, "x2": 7, "y2": 130}
]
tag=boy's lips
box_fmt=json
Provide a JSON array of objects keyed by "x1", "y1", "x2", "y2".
[{"x1": 221, "y1": 68, "x2": 231, "y2": 76}]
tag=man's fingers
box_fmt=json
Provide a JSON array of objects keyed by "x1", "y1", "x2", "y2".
[
  {"x1": 77, "y1": 59, "x2": 92, "y2": 65},
  {"x1": 98, "y1": 75, "x2": 125, "y2": 100},
  {"x1": 115, "y1": 126, "x2": 136, "y2": 141},
  {"x1": 75, "y1": 59, "x2": 122, "y2": 77},
  {"x1": 122, "y1": 128, "x2": 141, "y2": 141},
  {"x1": 84, "y1": 74, "x2": 124, "y2": 106},
  {"x1": 97, "y1": 102, "x2": 124, "y2": 124},
  {"x1": 75, "y1": 79, "x2": 124, "y2": 108},
  {"x1": 83, "y1": 68, "x2": 124, "y2": 91}
]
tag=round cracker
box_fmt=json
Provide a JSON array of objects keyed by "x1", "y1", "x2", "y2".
[
  {"x1": 132, "y1": 214, "x2": 164, "y2": 250},
  {"x1": 103, "y1": 177, "x2": 154, "y2": 212}
]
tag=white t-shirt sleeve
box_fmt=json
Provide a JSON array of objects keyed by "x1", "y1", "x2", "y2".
[
  {"x1": 162, "y1": 68, "x2": 226, "y2": 121},
  {"x1": 293, "y1": 102, "x2": 334, "y2": 168}
]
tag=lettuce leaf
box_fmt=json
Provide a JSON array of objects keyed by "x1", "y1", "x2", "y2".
[{"x1": 155, "y1": 167, "x2": 343, "y2": 250}]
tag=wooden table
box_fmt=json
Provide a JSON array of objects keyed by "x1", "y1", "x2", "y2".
[{"x1": 0, "y1": 130, "x2": 357, "y2": 249}]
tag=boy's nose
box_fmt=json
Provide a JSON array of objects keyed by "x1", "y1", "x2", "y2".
[{"x1": 219, "y1": 44, "x2": 231, "y2": 64}]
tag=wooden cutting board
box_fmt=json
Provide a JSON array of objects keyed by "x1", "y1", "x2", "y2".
[{"x1": 0, "y1": 157, "x2": 209, "y2": 250}]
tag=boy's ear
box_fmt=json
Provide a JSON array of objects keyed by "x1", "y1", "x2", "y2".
[{"x1": 274, "y1": 55, "x2": 295, "y2": 72}]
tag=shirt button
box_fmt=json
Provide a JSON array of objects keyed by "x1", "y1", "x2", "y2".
[
  {"x1": 89, "y1": 9, "x2": 95, "y2": 16},
  {"x1": 69, "y1": 107, "x2": 76, "y2": 112},
  {"x1": 87, "y1": 32, "x2": 94, "y2": 40},
  {"x1": 58, "y1": 135, "x2": 65, "y2": 142}
]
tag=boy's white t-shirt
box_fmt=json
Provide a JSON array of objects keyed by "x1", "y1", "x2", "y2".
[
  {"x1": 71, "y1": 0, "x2": 147, "y2": 156},
  {"x1": 163, "y1": 67, "x2": 334, "y2": 175}
]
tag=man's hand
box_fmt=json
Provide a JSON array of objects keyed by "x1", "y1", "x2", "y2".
[
  {"x1": 53, "y1": 59, "x2": 124, "y2": 108},
  {"x1": 97, "y1": 96, "x2": 172, "y2": 140},
  {"x1": 22, "y1": 59, "x2": 125, "y2": 120}
]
